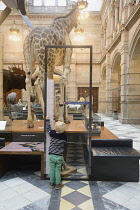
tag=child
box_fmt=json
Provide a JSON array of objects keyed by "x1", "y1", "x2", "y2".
[{"x1": 46, "y1": 116, "x2": 67, "y2": 189}]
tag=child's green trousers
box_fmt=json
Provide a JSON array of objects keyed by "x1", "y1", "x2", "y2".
[{"x1": 49, "y1": 153, "x2": 63, "y2": 184}]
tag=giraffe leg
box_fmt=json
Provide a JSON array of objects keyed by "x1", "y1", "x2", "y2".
[
  {"x1": 34, "y1": 76, "x2": 44, "y2": 118},
  {"x1": 58, "y1": 76, "x2": 65, "y2": 122},
  {"x1": 54, "y1": 90, "x2": 59, "y2": 121},
  {"x1": 26, "y1": 73, "x2": 34, "y2": 128},
  {"x1": 58, "y1": 35, "x2": 72, "y2": 123}
]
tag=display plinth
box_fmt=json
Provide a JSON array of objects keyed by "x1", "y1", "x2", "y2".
[{"x1": 1, "y1": 120, "x2": 45, "y2": 142}]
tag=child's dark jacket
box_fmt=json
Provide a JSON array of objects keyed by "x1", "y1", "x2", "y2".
[{"x1": 46, "y1": 120, "x2": 67, "y2": 156}]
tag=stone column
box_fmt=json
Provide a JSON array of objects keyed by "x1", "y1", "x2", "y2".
[
  {"x1": 111, "y1": 10, "x2": 115, "y2": 36},
  {"x1": 0, "y1": 35, "x2": 3, "y2": 120},
  {"x1": 121, "y1": 1, "x2": 129, "y2": 23},
  {"x1": 136, "y1": 0, "x2": 140, "y2": 5},
  {"x1": 105, "y1": 52, "x2": 112, "y2": 116},
  {"x1": 128, "y1": 0, "x2": 134, "y2": 16},
  {"x1": 114, "y1": 1, "x2": 119, "y2": 29},
  {"x1": 119, "y1": 26, "x2": 129, "y2": 123},
  {"x1": 99, "y1": 70, "x2": 106, "y2": 114},
  {"x1": 101, "y1": 32, "x2": 104, "y2": 54},
  {"x1": 119, "y1": 0, "x2": 123, "y2": 21}
]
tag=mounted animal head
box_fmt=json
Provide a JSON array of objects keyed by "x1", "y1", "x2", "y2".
[{"x1": 3, "y1": 69, "x2": 26, "y2": 92}]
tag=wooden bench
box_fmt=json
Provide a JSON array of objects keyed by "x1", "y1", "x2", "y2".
[{"x1": 90, "y1": 139, "x2": 140, "y2": 182}]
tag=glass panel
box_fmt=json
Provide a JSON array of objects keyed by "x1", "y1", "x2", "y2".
[
  {"x1": 45, "y1": 45, "x2": 92, "y2": 180},
  {"x1": 91, "y1": 113, "x2": 101, "y2": 136},
  {"x1": 58, "y1": 0, "x2": 66, "y2": 6},
  {"x1": 44, "y1": 0, "x2": 55, "y2": 6},
  {"x1": 33, "y1": 0, "x2": 42, "y2": 6}
]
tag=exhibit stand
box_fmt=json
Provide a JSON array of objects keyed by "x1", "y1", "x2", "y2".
[{"x1": 44, "y1": 45, "x2": 93, "y2": 180}]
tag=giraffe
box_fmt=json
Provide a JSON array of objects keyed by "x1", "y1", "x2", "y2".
[{"x1": 23, "y1": 5, "x2": 79, "y2": 128}]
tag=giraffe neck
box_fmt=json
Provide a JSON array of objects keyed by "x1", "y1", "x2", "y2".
[{"x1": 53, "y1": 7, "x2": 79, "y2": 35}]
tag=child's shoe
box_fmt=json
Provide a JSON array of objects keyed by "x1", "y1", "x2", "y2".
[
  {"x1": 55, "y1": 183, "x2": 64, "y2": 189},
  {"x1": 50, "y1": 183, "x2": 55, "y2": 188}
]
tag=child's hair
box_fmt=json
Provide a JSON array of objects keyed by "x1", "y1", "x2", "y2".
[{"x1": 55, "y1": 121, "x2": 66, "y2": 133}]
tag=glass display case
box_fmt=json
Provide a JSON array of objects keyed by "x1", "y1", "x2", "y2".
[
  {"x1": 45, "y1": 44, "x2": 93, "y2": 180},
  {"x1": 84, "y1": 113, "x2": 101, "y2": 136},
  {"x1": 3, "y1": 103, "x2": 43, "y2": 121},
  {"x1": 91, "y1": 113, "x2": 101, "y2": 135},
  {"x1": 66, "y1": 101, "x2": 89, "y2": 120}
]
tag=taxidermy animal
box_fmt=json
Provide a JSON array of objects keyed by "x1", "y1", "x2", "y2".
[
  {"x1": 23, "y1": 4, "x2": 79, "y2": 128},
  {"x1": 3, "y1": 69, "x2": 26, "y2": 93}
]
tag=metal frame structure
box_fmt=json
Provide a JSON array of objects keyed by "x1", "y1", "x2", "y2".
[{"x1": 44, "y1": 45, "x2": 92, "y2": 179}]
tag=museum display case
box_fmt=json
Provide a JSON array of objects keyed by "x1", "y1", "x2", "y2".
[
  {"x1": 84, "y1": 113, "x2": 101, "y2": 136},
  {"x1": 0, "y1": 105, "x2": 45, "y2": 143},
  {"x1": 44, "y1": 44, "x2": 93, "y2": 179}
]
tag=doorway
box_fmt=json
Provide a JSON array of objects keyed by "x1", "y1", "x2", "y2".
[{"x1": 78, "y1": 87, "x2": 99, "y2": 113}]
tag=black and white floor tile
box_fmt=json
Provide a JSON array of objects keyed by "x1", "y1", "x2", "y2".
[{"x1": 0, "y1": 114, "x2": 140, "y2": 209}]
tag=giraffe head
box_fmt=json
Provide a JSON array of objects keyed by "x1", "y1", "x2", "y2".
[{"x1": 53, "y1": 4, "x2": 80, "y2": 35}]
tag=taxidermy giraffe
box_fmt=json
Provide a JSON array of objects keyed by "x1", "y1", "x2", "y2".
[{"x1": 23, "y1": 5, "x2": 79, "y2": 128}]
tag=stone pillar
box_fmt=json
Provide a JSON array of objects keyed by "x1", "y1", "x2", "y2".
[
  {"x1": 101, "y1": 32, "x2": 104, "y2": 54},
  {"x1": 105, "y1": 52, "x2": 112, "y2": 116},
  {"x1": 111, "y1": 10, "x2": 115, "y2": 36},
  {"x1": 114, "y1": 1, "x2": 119, "y2": 29},
  {"x1": 0, "y1": 35, "x2": 3, "y2": 120},
  {"x1": 119, "y1": 26, "x2": 129, "y2": 123},
  {"x1": 121, "y1": 1, "x2": 129, "y2": 23},
  {"x1": 136, "y1": 0, "x2": 140, "y2": 5},
  {"x1": 119, "y1": 0, "x2": 123, "y2": 21},
  {"x1": 128, "y1": 0, "x2": 134, "y2": 16},
  {"x1": 104, "y1": 26, "x2": 107, "y2": 49},
  {"x1": 99, "y1": 72, "x2": 106, "y2": 114}
]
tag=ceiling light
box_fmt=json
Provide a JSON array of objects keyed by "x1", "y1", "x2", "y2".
[
  {"x1": 10, "y1": 21, "x2": 20, "y2": 34},
  {"x1": 74, "y1": 26, "x2": 84, "y2": 34},
  {"x1": 77, "y1": 0, "x2": 88, "y2": 10},
  {"x1": 9, "y1": 20, "x2": 20, "y2": 41}
]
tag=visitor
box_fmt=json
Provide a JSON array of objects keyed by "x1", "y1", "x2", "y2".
[{"x1": 46, "y1": 116, "x2": 67, "y2": 189}]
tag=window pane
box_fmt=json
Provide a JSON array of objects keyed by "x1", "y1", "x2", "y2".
[
  {"x1": 33, "y1": 0, "x2": 42, "y2": 6},
  {"x1": 44, "y1": 0, "x2": 55, "y2": 6},
  {"x1": 58, "y1": 0, "x2": 66, "y2": 6},
  {"x1": 0, "y1": 2, "x2": 6, "y2": 10}
]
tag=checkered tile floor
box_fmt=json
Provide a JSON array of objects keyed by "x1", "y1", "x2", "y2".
[
  {"x1": 65, "y1": 142, "x2": 88, "y2": 179},
  {"x1": 60, "y1": 181, "x2": 93, "y2": 209}
]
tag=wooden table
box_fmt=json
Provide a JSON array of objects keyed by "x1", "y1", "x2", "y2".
[
  {"x1": 3, "y1": 120, "x2": 44, "y2": 133},
  {"x1": 66, "y1": 120, "x2": 87, "y2": 133},
  {"x1": 0, "y1": 142, "x2": 44, "y2": 179},
  {"x1": 65, "y1": 120, "x2": 118, "y2": 140},
  {"x1": 92, "y1": 126, "x2": 119, "y2": 139}
]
